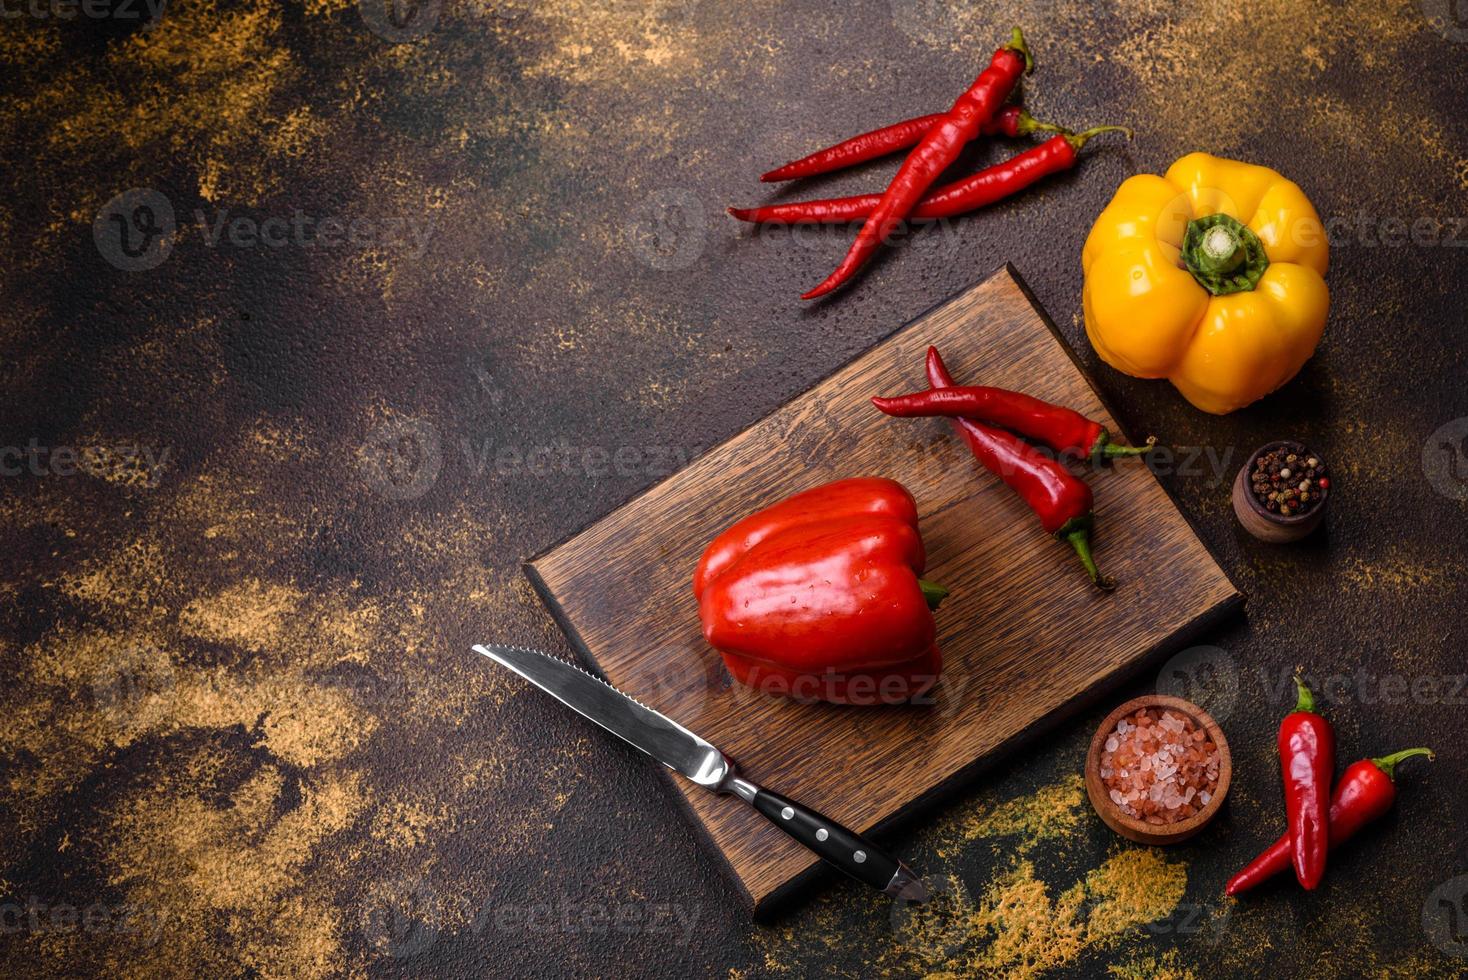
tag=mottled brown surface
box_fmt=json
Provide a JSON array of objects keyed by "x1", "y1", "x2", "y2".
[{"x1": 0, "y1": 1, "x2": 1465, "y2": 978}]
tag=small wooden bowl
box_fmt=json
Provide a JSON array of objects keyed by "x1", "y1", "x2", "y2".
[
  {"x1": 1232, "y1": 440, "x2": 1327, "y2": 543},
  {"x1": 1085, "y1": 694, "x2": 1231, "y2": 845}
]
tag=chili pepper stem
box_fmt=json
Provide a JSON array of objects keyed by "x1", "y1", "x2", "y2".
[
  {"x1": 918, "y1": 578, "x2": 950, "y2": 611},
  {"x1": 1012, "y1": 109, "x2": 1064, "y2": 137},
  {"x1": 1006, "y1": 27, "x2": 1033, "y2": 74},
  {"x1": 1293, "y1": 674, "x2": 1315, "y2": 713},
  {"x1": 1093, "y1": 433, "x2": 1157, "y2": 462},
  {"x1": 1064, "y1": 124, "x2": 1132, "y2": 154},
  {"x1": 1372, "y1": 747, "x2": 1434, "y2": 780},
  {"x1": 1060, "y1": 526, "x2": 1113, "y2": 591}
]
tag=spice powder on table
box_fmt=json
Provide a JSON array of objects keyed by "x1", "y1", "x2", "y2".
[{"x1": 1100, "y1": 708, "x2": 1219, "y2": 824}]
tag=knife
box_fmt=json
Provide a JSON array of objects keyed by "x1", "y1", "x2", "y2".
[{"x1": 472, "y1": 644, "x2": 927, "y2": 901}]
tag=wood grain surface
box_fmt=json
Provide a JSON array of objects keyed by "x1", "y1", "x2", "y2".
[{"x1": 527, "y1": 266, "x2": 1241, "y2": 913}]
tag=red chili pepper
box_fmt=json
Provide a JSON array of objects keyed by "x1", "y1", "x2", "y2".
[
  {"x1": 760, "y1": 106, "x2": 1054, "y2": 183},
  {"x1": 925, "y1": 347, "x2": 1111, "y2": 589},
  {"x1": 731, "y1": 125, "x2": 1128, "y2": 226},
  {"x1": 1278, "y1": 676, "x2": 1336, "y2": 890},
  {"x1": 694, "y1": 477, "x2": 949, "y2": 706},
  {"x1": 801, "y1": 28, "x2": 1030, "y2": 300},
  {"x1": 871, "y1": 380, "x2": 1154, "y2": 463},
  {"x1": 1226, "y1": 748, "x2": 1433, "y2": 896}
]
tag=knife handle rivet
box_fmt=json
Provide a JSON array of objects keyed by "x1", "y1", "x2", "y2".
[
  {"x1": 780, "y1": 806, "x2": 794, "y2": 820},
  {"x1": 853, "y1": 850, "x2": 867, "y2": 863},
  {"x1": 815, "y1": 828, "x2": 828, "y2": 841}
]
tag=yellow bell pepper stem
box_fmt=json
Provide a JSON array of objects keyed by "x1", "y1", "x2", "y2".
[{"x1": 1182, "y1": 213, "x2": 1270, "y2": 295}]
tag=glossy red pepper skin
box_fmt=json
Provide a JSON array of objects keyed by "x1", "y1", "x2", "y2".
[
  {"x1": 1278, "y1": 677, "x2": 1336, "y2": 890},
  {"x1": 802, "y1": 28, "x2": 1030, "y2": 299},
  {"x1": 760, "y1": 106, "x2": 1037, "y2": 182},
  {"x1": 1226, "y1": 748, "x2": 1433, "y2": 896},
  {"x1": 871, "y1": 384, "x2": 1152, "y2": 462},
  {"x1": 925, "y1": 348, "x2": 1111, "y2": 589},
  {"x1": 733, "y1": 125, "x2": 1128, "y2": 226},
  {"x1": 693, "y1": 477, "x2": 945, "y2": 706}
]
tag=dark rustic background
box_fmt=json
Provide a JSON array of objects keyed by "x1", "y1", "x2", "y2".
[{"x1": 2, "y1": 1, "x2": 1465, "y2": 977}]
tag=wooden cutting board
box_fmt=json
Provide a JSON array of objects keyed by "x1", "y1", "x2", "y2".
[{"x1": 526, "y1": 265, "x2": 1241, "y2": 914}]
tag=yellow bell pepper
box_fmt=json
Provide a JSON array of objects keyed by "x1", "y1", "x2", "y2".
[{"x1": 1082, "y1": 153, "x2": 1329, "y2": 414}]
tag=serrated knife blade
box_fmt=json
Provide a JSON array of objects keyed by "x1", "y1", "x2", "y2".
[
  {"x1": 472, "y1": 643, "x2": 926, "y2": 902},
  {"x1": 472, "y1": 643, "x2": 730, "y2": 787}
]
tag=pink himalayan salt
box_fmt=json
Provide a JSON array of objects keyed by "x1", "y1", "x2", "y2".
[{"x1": 1099, "y1": 707, "x2": 1220, "y2": 824}]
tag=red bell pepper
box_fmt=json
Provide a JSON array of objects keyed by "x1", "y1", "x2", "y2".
[
  {"x1": 693, "y1": 477, "x2": 948, "y2": 706},
  {"x1": 1279, "y1": 676, "x2": 1335, "y2": 890}
]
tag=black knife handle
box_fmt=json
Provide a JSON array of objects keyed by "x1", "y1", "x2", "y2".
[{"x1": 748, "y1": 785, "x2": 923, "y2": 899}]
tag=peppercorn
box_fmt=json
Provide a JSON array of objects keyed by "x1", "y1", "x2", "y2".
[{"x1": 1249, "y1": 443, "x2": 1329, "y2": 518}]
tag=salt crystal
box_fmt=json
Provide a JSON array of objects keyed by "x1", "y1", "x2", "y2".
[
  {"x1": 1199, "y1": 791, "x2": 1211, "y2": 805},
  {"x1": 1099, "y1": 705, "x2": 1220, "y2": 826}
]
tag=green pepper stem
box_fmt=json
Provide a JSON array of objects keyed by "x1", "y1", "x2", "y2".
[
  {"x1": 1371, "y1": 747, "x2": 1434, "y2": 781},
  {"x1": 919, "y1": 579, "x2": 950, "y2": 611},
  {"x1": 1062, "y1": 527, "x2": 1114, "y2": 591},
  {"x1": 1064, "y1": 125, "x2": 1132, "y2": 154},
  {"x1": 1012, "y1": 109, "x2": 1065, "y2": 137},
  {"x1": 1093, "y1": 432, "x2": 1157, "y2": 462},
  {"x1": 1006, "y1": 27, "x2": 1033, "y2": 74},
  {"x1": 1181, "y1": 213, "x2": 1269, "y2": 295},
  {"x1": 1293, "y1": 674, "x2": 1315, "y2": 714}
]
